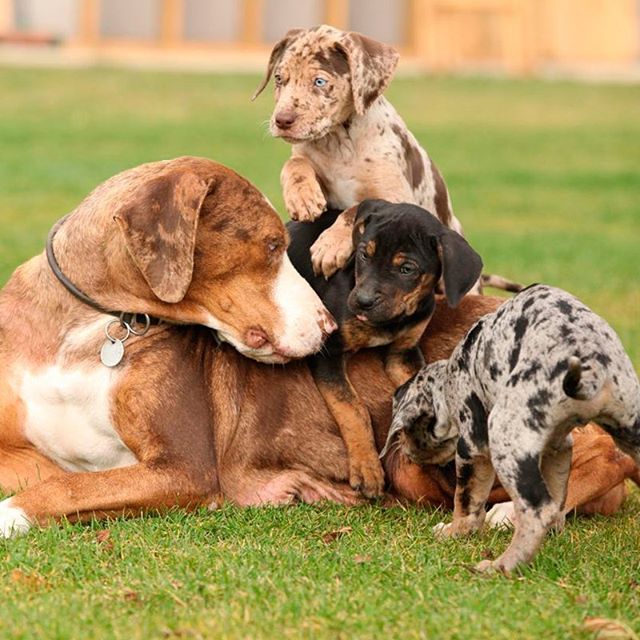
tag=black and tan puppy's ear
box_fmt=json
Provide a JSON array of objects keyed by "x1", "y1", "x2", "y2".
[
  {"x1": 353, "y1": 198, "x2": 390, "y2": 240},
  {"x1": 115, "y1": 171, "x2": 213, "y2": 304},
  {"x1": 336, "y1": 32, "x2": 399, "y2": 115},
  {"x1": 252, "y1": 28, "x2": 304, "y2": 100},
  {"x1": 435, "y1": 230, "x2": 483, "y2": 308}
]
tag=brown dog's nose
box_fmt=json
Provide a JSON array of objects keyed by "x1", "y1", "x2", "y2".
[
  {"x1": 245, "y1": 327, "x2": 270, "y2": 350},
  {"x1": 275, "y1": 110, "x2": 297, "y2": 130}
]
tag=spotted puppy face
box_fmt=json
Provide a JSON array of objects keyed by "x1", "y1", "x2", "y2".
[
  {"x1": 253, "y1": 25, "x2": 399, "y2": 142},
  {"x1": 348, "y1": 200, "x2": 483, "y2": 326},
  {"x1": 381, "y1": 361, "x2": 458, "y2": 465}
]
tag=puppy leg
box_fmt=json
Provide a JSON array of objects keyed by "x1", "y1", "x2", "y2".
[
  {"x1": 310, "y1": 206, "x2": 358, "y2": 279},
  {"x1": 281, "y1": 156, "x2": 327, "y2": 221},
  {"x1": 540, "y1": 435, "x2": 573, "y2": 531},
  {"x1": 384, "y1": 344, "x2": 426, "y2": 388},
  {"x1": 310, "y1": 355, "x2": 385, "y2": 498},
  {"x1": 477, "y1": 423, "x2": 562, "y2": 574},
  {"x1": 434, "y1": 451, "x2": 495, "y2": 538}
]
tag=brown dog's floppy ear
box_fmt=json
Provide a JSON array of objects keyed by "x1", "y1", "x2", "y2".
[
  {"x1": 252, "y1": 28, "x2": 304, "y2": 100},
  {"x1": 337, "y1": 32, "x2": 399, "y2": 115},
  {"x1": 114, "y1": 171, "x2": 213, "y2": 304},
  {"x1": 436, "y1": 231, "x2": 483, "y2": 308}
]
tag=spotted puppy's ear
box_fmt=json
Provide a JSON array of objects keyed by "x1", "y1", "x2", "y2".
[
  {"x1": 435, "y1": 230, "x2": 483, "y2": 308},
  {"x1": 114, "y1": 170, "x2": 213, "y2": 303},
  {"x1": 336, "y1": 32, "x2": 399, "y2": 115},
  {"x1": 252, "y1": 28, "x2": 304, "y2": 100}
]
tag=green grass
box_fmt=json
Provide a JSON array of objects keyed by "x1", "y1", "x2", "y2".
[{"x1": 0, "y1": 66, "x2": 639, "y2": 639}]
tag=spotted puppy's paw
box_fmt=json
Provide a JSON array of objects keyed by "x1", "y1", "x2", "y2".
[
  {"x1": 284, "y1": 177, "x2": 327, "y2": 222},
  {"x1": 311, "y1": 216, "x2": 354, "y2": 279},
  {"x1": 349, "y1": 454, "x2": 385, "y2": 499},
  {"x1": 474, "y1": 559, "x2": 511, "y2": 575}
]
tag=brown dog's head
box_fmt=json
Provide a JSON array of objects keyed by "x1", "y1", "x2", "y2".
[
  {"x1": 253, "y1": 25, "x2": 399, "y2": 142},
  {"x1": 62, "y1": 157, "x2": 336, "y2": 363},
  {"x1": 347, "y1": 199, "x2": 483, "y2": 326}
]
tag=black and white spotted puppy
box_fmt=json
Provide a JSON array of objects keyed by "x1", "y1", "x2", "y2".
[{"x1": 383, "y1": 284, "x2": 640, "y2": 574}]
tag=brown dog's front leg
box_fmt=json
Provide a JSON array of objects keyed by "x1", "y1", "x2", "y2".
[
  {"x1": 281, "y1": 156, "x2": 327, "y2": 221},
  {"x1": 310, "y1": 355, "x2": 385, "y2": 498}
]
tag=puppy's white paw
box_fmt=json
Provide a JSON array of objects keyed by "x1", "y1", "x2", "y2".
[
  {"x1": 433, "y1": 521, "x2": 453, "y2": 539},
  {"x1": 486, "y1": 502, "x2": 515, "y2": 529},
  {"x1": 0, "y1": 498, "x2": 31, "y2": 538}
]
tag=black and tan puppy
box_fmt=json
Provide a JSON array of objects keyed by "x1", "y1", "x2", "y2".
[{"x1": 287, "y1": 199, "x2": 483, "y2": 496}]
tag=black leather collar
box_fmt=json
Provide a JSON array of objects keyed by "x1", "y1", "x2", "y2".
[{"x1": 46, "y1": 214, "x2": 162, "y2": 327}]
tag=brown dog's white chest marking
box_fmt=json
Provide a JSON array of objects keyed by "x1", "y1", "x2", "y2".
[{"x1": 19, "y1": 364, "x2": 134, "y2": 474}]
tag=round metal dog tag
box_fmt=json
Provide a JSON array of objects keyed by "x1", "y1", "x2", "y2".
[{"x1": 100, "y1": 339, "x2": 124, "y2": 367}]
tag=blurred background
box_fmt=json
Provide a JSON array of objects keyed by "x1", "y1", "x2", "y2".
[
  {"x1": 0, "y1": 1, "x2": 638, "y2": 368},
  {"x1": 1, "y1": 0, "x2": 639, "y2": 77}
]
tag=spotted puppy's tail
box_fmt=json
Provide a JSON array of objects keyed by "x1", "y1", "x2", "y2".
[
  {"x1": 481, "y1": 273, "x2": 523, "y2": 293},
  {"x1": 562, "y1": 356, "x2": 605, "y2": 401}
]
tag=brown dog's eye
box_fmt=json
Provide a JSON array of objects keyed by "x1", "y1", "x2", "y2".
[
  {"x1": 274, "y1": 73, "x2": 283, "y2": 85},
  {"x1": 267, "y1": 238, "x2": 282, "y2": 254}
]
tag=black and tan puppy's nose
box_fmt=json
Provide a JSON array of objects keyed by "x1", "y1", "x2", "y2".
[
  {"x1": 355, "y1": 291, "x2": 379, "y2": 310},
  {"x1": 275, "y1": 110, "x2": 298, "y2": 130}
]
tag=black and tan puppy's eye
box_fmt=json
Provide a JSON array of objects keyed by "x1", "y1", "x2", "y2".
[
  {"x1": 399, "y1": 262, "x2": 418, "y2": 276},
  {"x1": 358, "y1": 248, "x2": 369, "y2": 261}
]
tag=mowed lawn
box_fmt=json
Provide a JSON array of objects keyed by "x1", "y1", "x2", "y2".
[{"x1": 0, "y1": 67, "x2": 638, "y2": 639}]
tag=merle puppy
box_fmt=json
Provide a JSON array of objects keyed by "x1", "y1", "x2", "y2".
[
  {"x1": 288, "y1": 199, "x2": 482, "y2": 497},
  {"x1": 383, "y1": 284, "x2": 640, "y2": 573}
]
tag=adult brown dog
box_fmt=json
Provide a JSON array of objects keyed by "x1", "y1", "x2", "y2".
[{"x1": 0, "y1": 156, "x2": 335, "y2": 536}]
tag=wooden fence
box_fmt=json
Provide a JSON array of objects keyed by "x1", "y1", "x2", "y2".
[{"x1": 1, "y1": 0, "x2": 638, "y2": 74}]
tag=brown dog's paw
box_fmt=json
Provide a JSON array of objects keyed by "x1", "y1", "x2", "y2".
[
  {"x1": 310, "y1": 218, "x2": 354, "y2": 279},
  {"x1": 349, "y1": 455, "x2": 385, "y2": 498},
  {"x1": 285, "y1": 179, "x2": 326, "y2": 222}
]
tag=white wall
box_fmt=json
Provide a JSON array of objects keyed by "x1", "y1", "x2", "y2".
[
  {"x1": 183, "y1": 0, "x2": 241, "y2": 42},
  {"x1": 13, "y1": 0, "x2": 78, "y2": 39}
]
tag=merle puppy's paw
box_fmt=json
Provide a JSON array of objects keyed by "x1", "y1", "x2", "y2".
[
  {"x1": 311, "y1": 218, "x2": 354, "y2": 279},
  {"x1": 285, "y1": 179, "x2": 326, "y2": 222}
]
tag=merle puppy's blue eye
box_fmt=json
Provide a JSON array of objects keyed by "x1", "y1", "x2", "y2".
[{"x1": 314, "y1": 77, "x2": 327, "y2": 88}]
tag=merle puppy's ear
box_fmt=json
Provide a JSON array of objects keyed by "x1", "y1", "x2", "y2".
[
  {"x1": 435, "y1": 230, "x2": 483, "y2": 308},
  {"x1": 336, "y1": 32, "x2": 399, "y2": 115},
  {"x1": 353, "y1": 199, "x2": 390, "y2": 238},
  {"x1": 252, "y1": 28, "x2": 304, "y2": 100}
]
